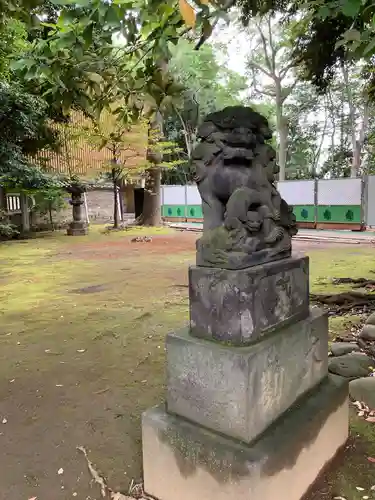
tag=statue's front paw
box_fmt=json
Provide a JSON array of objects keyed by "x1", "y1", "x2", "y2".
[{"x1": 264, "y1": 226, "x2": 284, "y2": 244}]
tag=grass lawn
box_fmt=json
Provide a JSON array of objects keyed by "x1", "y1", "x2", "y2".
[{"x1": 0, "y1": 227, "x2": 375, "y2": 499}]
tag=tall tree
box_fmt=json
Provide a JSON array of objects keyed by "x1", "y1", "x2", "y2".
[
  {"x1": 244, "y1": 14, "x2": 297, "y2": 180},
  {"x1": 0, "y1": 83, "x2": 60, "y2": 232},
  {"x1": 86, "y1": 110, "x2": 147, "y2": 229},
  {"x1": 163, "y1": 38, "x2": 247, "y2": 184}
]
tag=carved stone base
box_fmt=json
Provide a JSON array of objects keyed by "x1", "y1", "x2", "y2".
[
  {"x1": 67, "y1": 221, "x2": 88, "y2": 236},
  {"x1": 143, "y1": 377, "x2": 348, "y2": 500},
  {"x1": 167, "y1": 308, "x2": 328, "y2": 443},
  {"x1": 190, "y1": 256, "x2": 309, "y2": 345}
]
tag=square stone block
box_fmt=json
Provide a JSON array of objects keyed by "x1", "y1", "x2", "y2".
[
  {"x1": 167, "y1": 308, "x2": 328, "y2": 443},
  {"x1": 189, "y1": 255, "x2": 309, "y2": 345},
  {"x1": 143, "y1": 377, "x2": 349, "y2": 500}
]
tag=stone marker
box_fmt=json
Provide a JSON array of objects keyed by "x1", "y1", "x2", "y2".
[
  {"x1": 141, "y1": 106, "x2": 349, "y2": 500},
  {"x1": 66, "y1": 181, "x2": 88, "y2": 236}
]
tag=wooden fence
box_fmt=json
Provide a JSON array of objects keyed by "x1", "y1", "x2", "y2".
[{"x1": 39, "y1": 111, "x2": 148, "y2": 178}]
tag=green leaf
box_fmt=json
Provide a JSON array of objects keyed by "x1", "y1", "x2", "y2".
[
  {"x1": 50, "y1": 0, "x2": 77, "y2": 6},
  {"x1": 58, "y1": 9, "x2": 78, "y2": 25},
  {"x1": 343, "y1": 28, "x2": 361, "y2": 41},
  {"x1": 104, "y1": 5, "x2": 120, "y2": 26},
  {"x1": 82, "y1": 23, "x2": 93, "y2": 46},
  {"x1": 86, "y1": 72, "x2": 103, "y2": 84},
  {"x1": 318, "y1": 5, "x2": 330, "y2": 19},
  {"x1": 341, "y1": 0, "x2": 361, "y2": 17},
  {"x1": 364, "y1": 36, "x2": 375, "y2": 55}
]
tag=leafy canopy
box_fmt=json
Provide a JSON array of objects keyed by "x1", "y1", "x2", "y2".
[{"x1": 0, "y1": 83, "x2": 60, "y2": 190}]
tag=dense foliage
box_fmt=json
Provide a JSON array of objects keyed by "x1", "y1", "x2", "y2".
[{"x1": 0, "y1": 83, "x2": 59, "y2": 190}]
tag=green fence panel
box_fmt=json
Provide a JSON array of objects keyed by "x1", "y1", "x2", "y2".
[
  {"x1": 292, "y1": 205, "x2": 315, "y2": 223},
  {"x1": 161, "y1": 205, "x2": 186, "y2": 218},
  {"x1": 186, "y1": 205, "x2": 203, "y2": 218},
  {"x1": 317, "y1": 205, "x2": 361, "y2": 223}
]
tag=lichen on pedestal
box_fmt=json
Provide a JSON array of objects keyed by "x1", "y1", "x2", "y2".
[{"x1": 192, "y1": 106, "x2": 297, "y2": 270}]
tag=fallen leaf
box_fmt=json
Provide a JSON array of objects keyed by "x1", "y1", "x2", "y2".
[
  {"x1": 2, "y1": 418, "x2": 7, "y2": 424},
  {"x1": 371, "y1": 485, "x2": 375, "y2": 490},
  {"x1": 28, "y1": 497, "x2": 37, "y2": 500},
  {"x1": 358, "y1": 411, "x2": 365, "y2": 417},
  {"x1": 363, "y1": 496, "x2": 369, "y2": 499},
  {"x1": 366, "y1": 416, "x2": 375, "y2": 422},
  {"x1": 9, "y1": 379, "x2": 15, "y2": 383},
  {"x1": 57, "y1": 468, "x2": 64, "y2": 475},
  {"x1": 367, "y1": 457, "x2": 375, "y2": 462},
  {"x1": 356, "y1": 486, "x2": 365, "y2": 491},
  {"x1": 77, "y1": 349, "x2": 86, "y2": 353},
  {"x1": 56, "y1": 384, "x2": 63, "y2": 387},
  {"x1": 333, "y1": 497, "x2": 347, "y2": 500}
]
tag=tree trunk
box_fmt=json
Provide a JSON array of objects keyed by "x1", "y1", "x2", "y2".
[
  {"x1": 119, "y1": 184, "x2": 124, "y2": 222},
  {"x1": 354, "y1": 98, "x2": 369, "y2": 175},
  {"x1": 20, "y1": 192, "x2": 30, "y2": 234},
  {"x1": 142, "y1": 111, "x2": 163, "y2": 226},
  {"x1": 48, "y1": 201, "x2": 54, "y2": 230},
  {"x1": 0, "y1": 187, "x2": 6, "y2": 210},
  {"x1": 112, "y1": 170, "x2": 119, "y2": 229},
  {"x1": 341, "y1": 62, "x2": 359, "y2": 177},
  {"x1": 142, "y1": 168, "x2": 161, "y2": 226},
  {"x1": 275, "y1": 81, "x2": 287, "y2": 181}
]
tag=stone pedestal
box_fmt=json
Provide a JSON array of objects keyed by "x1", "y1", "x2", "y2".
[
  {"x1": 189, "y1": 256, "x2": 309, "y2": 345},
  {"x1": 67, "y1": 220, "x2": 88, "y2": 236},
  {"x1": 143, "y1": 377, "x2": 348, "y2": 500},
  {"x1": 67, "y1": 192, "x2": 88, "y2": 236},
  {"x1": 167, "y1": 309, "x2": 327, "y2": 443},
  {"x1": 142, "y1": 255, "x2": 349, "y2": 500}
]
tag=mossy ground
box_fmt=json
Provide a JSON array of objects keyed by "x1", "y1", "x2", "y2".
[{"x1": 0, "y1": 231, "x2": 374, "y2": 498}]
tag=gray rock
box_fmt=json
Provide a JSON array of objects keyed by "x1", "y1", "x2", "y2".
[
  {"x1": 330, "y1": 342, "x2": 360, "y2": 357},
  {"x1": 328, "y1": 352, "x2": 374, "y2": 379},
  {"x1": 350, "y1": 377, "x2": 375, "y2": 408},
  {"x1": 360, "y1": 324, "x2": 375, "y2": 340},
  {"x1": 366, "y1": 312, "x2": 375, "y2": 325}
]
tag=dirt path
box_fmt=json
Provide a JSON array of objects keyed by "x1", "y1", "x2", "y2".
[{"x1": 0, "y1": 231, "x2": 372, "y2": 500}]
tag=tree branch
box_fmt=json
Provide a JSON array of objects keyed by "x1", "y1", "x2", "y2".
[
  {"x1": 255, "y1": 21, "x2": 274, "y2": 75},
  {"x1": 247, "y1": 60, "x2": 273, "y2": 79},
  {"x1": 266, "y1": 15, "x2": 277, "y2": 74},
  {"x1": 280, "y1": 80, "x2": 298, "y2": 103},
  {"x1": 279, "y1": 60, "x2": 295, "y2": 79}
]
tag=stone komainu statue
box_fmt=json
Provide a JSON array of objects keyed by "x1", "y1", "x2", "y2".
[{"x1": 191, "y1": 106, "x2": 297, "y2": 270}]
